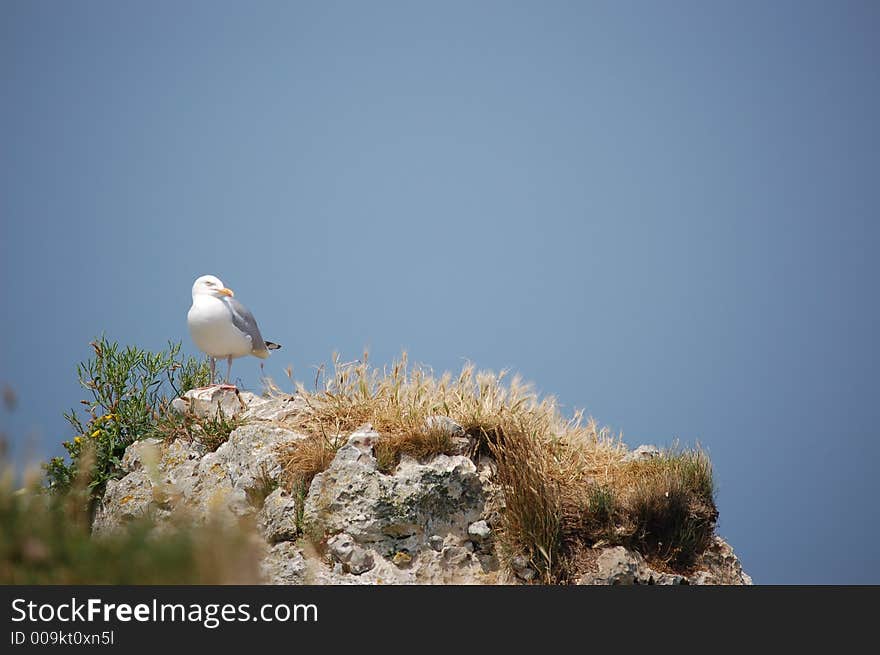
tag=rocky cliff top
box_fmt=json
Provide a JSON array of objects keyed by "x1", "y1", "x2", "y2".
[{"x1": 93, "y1": 386, "x2": 751, "y2": 585}]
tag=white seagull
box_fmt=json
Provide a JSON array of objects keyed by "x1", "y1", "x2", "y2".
[{"x1": 187, "y1": 274, "x2": 281, "y2": 386}]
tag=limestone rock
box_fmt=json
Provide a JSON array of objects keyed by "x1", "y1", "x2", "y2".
[
  {"x1": 424, "y1": 415, "x2": 465, "y2": 437},
  {"x1": 94, "y1": 390, "x2": 751, "y2": 586},
  {"x1": 95, "y1": 471, "x2": 157, "y2": 532},
  {"x1": 302, "y1": 430, "x2": 500, "y2": 583},
  {"x1": 170, "y1": 387, "x2": 266, "y2": 419},
  {"x1": 121, "y1": 438, "x2": 163, "y2": 473},
  {"x1": 468, "y1": 520, "x2": 492, "y2": 542},
  {"x1": 622, "y1": 444, "x2": 661, "y2": 462},
  {"x1": 575, "y1": 540, "x2": 750, "y2": 585},
  {"x1": 261, "y1": 542, "x2": 308, "y2": 585},
  {"x1": 241, "y1": 395, "x2": 308, "y2": 422},
  {"x1": 689, "y1": 536, "x2": 753, "y2": 585},
  {"x1": 257, "y1": 488, "x2": 300, "y2": 544},
  {"x1": 576, "y1": 547, "x2": 681, "y2": 585},
  {"x1": 304, "y1": 444, "x2": 484, "y2": 555},
  {"x1": 93, "y1": 419, "x2": 307, "y2": 534},
  {"x1": 327, "y1": 533, "x2": 376, "y2": 575}
]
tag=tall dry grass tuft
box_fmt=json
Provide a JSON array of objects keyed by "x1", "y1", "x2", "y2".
[
  {"x1": 489, "y1": 419, "x2": 565, "y2": 583},
  {"x1": 278, "y1": 434, "x2": 340, "y2": 492}
]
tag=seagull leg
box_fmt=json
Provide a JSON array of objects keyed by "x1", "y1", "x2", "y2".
[
  {"x1": 209, "y1": 357, "x2": 216, "y2": 386},
  {"x1": 217, "y1": 355, "x2": 237, "y2": 390}
]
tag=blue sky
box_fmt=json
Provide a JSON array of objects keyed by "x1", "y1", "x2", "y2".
[{"x1": 2, "y1": 1, "x2": 878, "y2": 583}]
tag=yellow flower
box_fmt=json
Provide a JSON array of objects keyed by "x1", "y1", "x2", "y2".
[
  {"x1": 74, "y1": 436, "x2": 83, "y2": 444},
  {"x1": 91, "y1": 429, "x2": 101, "y2": 438}
]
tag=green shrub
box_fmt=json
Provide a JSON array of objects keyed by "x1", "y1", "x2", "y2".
[
  {"x1": 158, "y1": 405, "x2": 241, "y2": 453},
  {"x1": 44, "y1": 336, "x2": 210, "y2": 501}
]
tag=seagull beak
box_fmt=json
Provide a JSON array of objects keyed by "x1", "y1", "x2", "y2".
[{"x1": 218, "y1": 287, "x2": 234, "y2": 297}]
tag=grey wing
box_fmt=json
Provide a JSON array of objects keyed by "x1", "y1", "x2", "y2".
[{"x1": 225, "y1": 298, "x2": 270, "y2": 356}]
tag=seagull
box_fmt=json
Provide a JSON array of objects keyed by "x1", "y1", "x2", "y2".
[{"x1": 187, "y1": 274, "x2": 281, "y2": 387}]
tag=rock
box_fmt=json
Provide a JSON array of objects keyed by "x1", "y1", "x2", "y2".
[
  {"x1": 347, "y1": 424, "x2": 380, "y2": 451},
  {"x1": 327, "y1": 533, "x2": 376, "y2": 575},
  {"x1": 622, "y1": 444, "x2": 661, "y2": 462},
  {"x1": 93, "y1": 471, "x2": 157, "y2": 533},
  {"x1": 511, "y1": 554, "x2": 530, "y2": 570},
  {"x1": 240, "y1": 395, "x2": 308, "y2": 422},
  {"x1": 327, "y1": 532, "x2": 357, "y2": 562},
  {"x1": 468, "y1": 520, "x2": 491, "y2": 542},
  {"x1": 93, "y1": 422, "x2": 307, "y2": 535},
  {"x1": 689, "y1": 536, "x2": 753, "y2": 585},
  {"x1": 158, "y1": 438, "x2": 202, "y2": 499},
  {"x1": 310, "y1": 553, "x2": 412, "y2": 585},
  {"x1": 261, "y1": 542, "x2": 308, "y2": 585},
  {"x1": 304, "y1": 445, "x2": 485, "y2": 557},
  {"x1": 302, "y1": 428, "x2": 501, "y2": 583},
  {"x1": 392, "y1": 551, "x2": 413, "y2": 567},
  {"x1": 442, "y1": 545, "x2": 472, "y2": 566},
  {"x1": 575, "y1": 546, "x2": 690, "y2": 585},
  {"x1": 96, "y1": 402, "x2": 750, "y2": 586},
  {"x1": 476, "y1": 456, "x2": 497, "y2": 482},
  {"x1": 171, "y1": 387, "x2": 267, "y2": 419},
  {"x1": 121, "y1": 438, "x2": 163, "y2": 473},
  {"x1": 348, "y1": 549, "x2": 376, "y2": 575},
  {"x1": 257, "y1": 488, "x2": 300, "y2": 543},
  {"x1": 510, "y1": 554, "x2": 537, "y2": 582},
  {"x1": 595, "y1": 546, "x2": 641, "y2": 584},
  {"x1": 211, "y1": 424, "x2": 305, "y2": 493},
  {"x1": 424, "y1": 415, "x2": 465, "y2": 437}
]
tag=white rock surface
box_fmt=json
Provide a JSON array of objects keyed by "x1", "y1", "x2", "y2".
[{"x1": 622, "y1": 444, "x2": 662, "y2": 462}]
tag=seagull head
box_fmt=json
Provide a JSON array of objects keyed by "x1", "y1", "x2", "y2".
[{"x1": 192, "y1": 274, "x2": 234, "y2": 298}]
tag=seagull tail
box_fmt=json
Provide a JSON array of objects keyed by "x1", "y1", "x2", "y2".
[{"x1": 253, "y1": 342, "x2": 280, "y2": 359}]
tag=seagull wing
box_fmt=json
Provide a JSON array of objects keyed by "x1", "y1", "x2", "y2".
[{"x1": 224, "y1": 297, "x2": 271, "y2": 358}]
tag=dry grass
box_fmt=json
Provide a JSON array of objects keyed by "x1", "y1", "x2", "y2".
[
  {"x1": 278, "y1": 433, "x2": 340, "y2": 491},
  {"x1": 489, "y1": 419, "x2": 565, "y2": 583},
  {"x1": 269, "y1": 352, "x2": 717, "y2": 581},
  {"x1": 617, "y1": 449, "x2": 717, "y2": 569}
]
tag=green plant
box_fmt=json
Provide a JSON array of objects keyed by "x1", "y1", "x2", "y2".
[
  {"x1": 44, "y1": 336, "x2": 210, "y2": 501},
  {"x1": 158, "y1": 405, "x2": 241, "y2": 453},
  {"x1": 582, "y1": 484, "x2": 617, "y2": 537},
  {"x1": 620, "y1": 449, "x2": 717, "y2": 569}
]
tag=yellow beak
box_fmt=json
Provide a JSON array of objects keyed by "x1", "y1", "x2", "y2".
[{"x1": 218, "y1": 287, "x2": 235, "y2": 297}]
